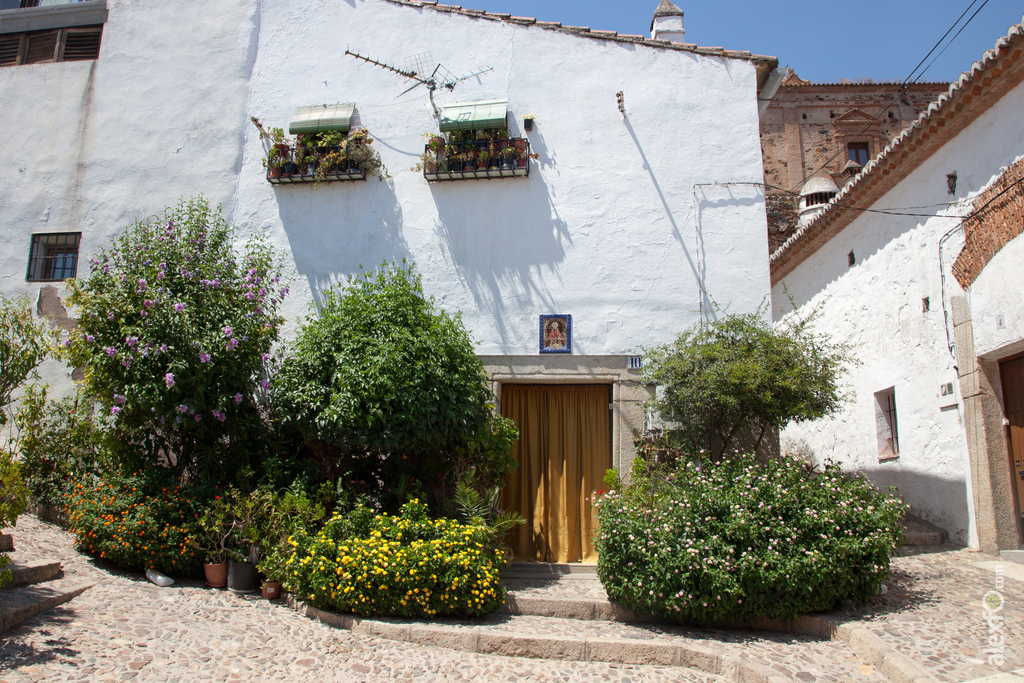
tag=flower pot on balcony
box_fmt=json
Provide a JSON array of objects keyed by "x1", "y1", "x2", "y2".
[{"x1": 513, "y1": 140, "x2": 528, "y2": 169}]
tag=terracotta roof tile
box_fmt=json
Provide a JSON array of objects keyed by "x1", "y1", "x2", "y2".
[{"x1": 380, "y1": 0, "x2": 776, "y2": 68}]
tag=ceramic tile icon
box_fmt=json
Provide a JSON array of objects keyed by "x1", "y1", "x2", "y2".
[{"x1": 539, "y1": 314, "x2": 571, "y2": 354}]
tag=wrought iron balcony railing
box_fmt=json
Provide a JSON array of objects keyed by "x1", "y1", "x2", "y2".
[
  {"x1": 422, "y1": 138, "x2": 530, "y2": 182},
  {"x1": 265, "y1": 144, "x2": 366, "y2": 184}
]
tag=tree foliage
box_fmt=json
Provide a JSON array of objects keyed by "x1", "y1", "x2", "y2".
[
  {"x1": 643, "y1": 310, "x2": 849, "y2": 460},
  {"x1": 0, "y1": 294, "x2": 51, "y2": 427},
  {"x1": 64, "y1": 196, "x2": 288, "y2": 482},
  {"x1": 272, "y1": 264, "x2": 516, "y2": 510}
]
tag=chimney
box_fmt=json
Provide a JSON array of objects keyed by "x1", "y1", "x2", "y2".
[{"x1": 651, "y1": 0, "x2": 685, "y2": 43}]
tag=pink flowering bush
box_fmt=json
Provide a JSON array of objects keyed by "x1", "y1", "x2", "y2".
[
  {"x1": 595, "y1": 452, "x2": 907, "y2": 625},
  {"x1": 64, "y1": 197, "x2": 287, "y2": 483}
]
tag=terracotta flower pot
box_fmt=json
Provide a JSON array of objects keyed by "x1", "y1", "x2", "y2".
[
  {"x1": 204, "y1": 561, "x2": 228, "y2": 589},
  {"x1": 261, "y1": 580, "x2": 282, "y2": 599}
]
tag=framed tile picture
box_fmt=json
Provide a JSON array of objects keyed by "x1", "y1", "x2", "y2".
[{"x1": 539, "y1": 314, "x2": 571, "y2": 353}]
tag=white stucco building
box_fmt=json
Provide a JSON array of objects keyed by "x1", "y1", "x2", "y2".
[
  {"x1": 0, "y1": 0, "x2": 779, "y2": 561},
  {"x1": 771, "y1": 17, "x2": 1024, "y2": 556}
]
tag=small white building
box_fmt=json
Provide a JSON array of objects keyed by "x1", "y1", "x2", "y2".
[
  {"x1": 0, "y1": 0, "x2": 779, "y2": 561},
  {"x1": 771, "y1": 17, "x2": 1024, "y2": 555}
]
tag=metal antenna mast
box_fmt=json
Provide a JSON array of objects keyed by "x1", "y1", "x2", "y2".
[{"x1": 345, "y1": 49, "x2": 493, "y2": 117}]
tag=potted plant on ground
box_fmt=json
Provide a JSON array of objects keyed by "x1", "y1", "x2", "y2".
[
  {"x1": 222, "y1": 488, "x2": 267, "y2": 593},
  {"x1": 255, "y1": 488, "x2": 326, "y2": 599},
  {"x1": 192, "y1": 495, "x2": 232, "y2": 588}
]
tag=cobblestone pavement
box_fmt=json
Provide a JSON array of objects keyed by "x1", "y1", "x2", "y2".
[
  {"x1": 840, "y1": 546, "x2": 1023, "y2": 682},
  {"x1": 0, "y1": 515, "x2": 718, "y2": 683},
  {"x1": 1, "y1": 514, "x2": 1021, "y2": 682}
]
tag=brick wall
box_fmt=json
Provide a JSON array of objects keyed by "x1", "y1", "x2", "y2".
[{"x1": 953, "y1": 157, "x2": 1024, "y2": 288}]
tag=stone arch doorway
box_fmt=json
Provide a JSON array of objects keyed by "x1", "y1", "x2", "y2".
[{"x1": 499, "y1": 383, "x2": 612, "y2": 563}]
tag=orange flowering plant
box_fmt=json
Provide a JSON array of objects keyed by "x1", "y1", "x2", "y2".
[{"x1": 66, "y1": 470, "x2": 214, "y2": 577}]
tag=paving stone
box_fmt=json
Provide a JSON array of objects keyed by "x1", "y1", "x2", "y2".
[{"x1": 2, "y1": 515, "x2": 1020, "y2": 682}]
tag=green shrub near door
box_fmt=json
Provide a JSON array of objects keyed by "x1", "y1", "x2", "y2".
[{"x1": 595, "y1": 452, "x2": 906, "y2": 625}]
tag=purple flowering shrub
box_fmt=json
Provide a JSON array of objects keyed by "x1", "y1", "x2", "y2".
[
  {"x1": 64, "y1": 197, "x2": 287, "y2": 482},
  {"x1": 595, "y1": 452, "x2": 907, "y2": 625}
]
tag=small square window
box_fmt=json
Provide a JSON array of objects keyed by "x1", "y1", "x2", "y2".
[
  {"x1": 847, "y1": 142, "x2": 870, "y2": 167},
  {"x1": 874, "y1": 387, "x2": 900, "y2": 461},
  {"x1": 26, "y1": 232, "x2": 81, "y2": 282}
]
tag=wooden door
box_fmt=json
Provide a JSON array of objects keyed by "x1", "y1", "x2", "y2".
[
  {"x1": 999, "y1": 355, "x2": 1024, "y2": 545},
  {"x1": 500, "y1": 384, "x2": 612, "y2": 563}
]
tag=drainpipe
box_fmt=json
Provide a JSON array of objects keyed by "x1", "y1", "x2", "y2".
[{"x1": 757, "y1": 67, "x2": 787, "y2": 119}]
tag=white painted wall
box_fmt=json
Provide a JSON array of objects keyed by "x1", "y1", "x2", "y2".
[
  {"x1": 969, "y1": 228, "x2": 1024, "y2": 361},
  {"x1": 233, "y1": 0, "x2": 771, "y2": 354},
  {"x1": 0, "y1": 0, "x2": 771, "y2": 398},
  {"x1": 772, "y1": 79, "x2": 1024, "y2": 546},
  {"x1": 0, "y1": 0, "x2": 256, "y2": 390}
]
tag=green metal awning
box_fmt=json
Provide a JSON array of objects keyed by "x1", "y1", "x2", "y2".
[
  {"x1": 438, "y1": 99, "x2": 508, "y2": 132},
  {"x1": 289, "y1": 103, "x2": 355, "y2": 135}
]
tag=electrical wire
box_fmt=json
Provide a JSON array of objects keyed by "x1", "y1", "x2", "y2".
[
  {"x1": 787, "y1": 0, "x2": 992, "y2": 193},
  {"x1": 912, "y1": 0, "x2": 991, "y2": 83}
]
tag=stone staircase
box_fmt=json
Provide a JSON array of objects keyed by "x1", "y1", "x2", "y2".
[
  {"x1": 0, "y1": 533, "x2": 94, "y2": 635},
  {"x1": 498, "y1": 562, "x2": 642, "y2": 622},
  {"x1": 900, "y1": 514, "x2": 948, "y2": 546}
]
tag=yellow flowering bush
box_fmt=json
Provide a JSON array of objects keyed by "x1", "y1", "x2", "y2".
[{"x1": 288, "y1": 499, "x2": 506, "y2": 618}]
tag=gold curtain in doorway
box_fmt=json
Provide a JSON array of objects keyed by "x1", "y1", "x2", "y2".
[{"x1": 500, "y1": 384, "x2": 612, "y2": 563}]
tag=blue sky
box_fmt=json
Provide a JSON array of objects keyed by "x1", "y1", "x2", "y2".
[{"x1": 460, "y1": 1, "x2": 1023, "y2": 83}]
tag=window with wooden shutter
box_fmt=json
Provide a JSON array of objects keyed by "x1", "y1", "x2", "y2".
[
  {"x1": 0, "y1": 25, "x2": 103, "y2": 66},
  {"x1": 60, "y1": 26, "x2": 102, "y2": 61},
  {"x1": 0, "y1": 34, "x2": 21, "y2": 66},
  {"x1": 23, "y1": 29, "x2": 58, "y2": 64}
]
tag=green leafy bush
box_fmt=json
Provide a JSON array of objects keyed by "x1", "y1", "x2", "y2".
[
  {"x1": 63, "y1": 196, "x2": 287, "y2": 483},
  {"x1": 643, "y1": 310, "x2": 849, "y2": 460},
  {"x1": 287, "y1": 499, "x2": 506, "y2": 618},
  {"x1": 0, "y1": 293, "x2": 51, "y2": 427},
  {"x1": 66, "y1": 471, "x2": 213, "y2": 576},
  {"x1": 272, "y1": 263, "x2": 514, "y2": 510},
  {"x1": 0, "y1": 449, "x2": 29, "y2": 588},
  {"x1": 595, "y1": 453, "x2": 906, "y2": 625},
  {"x1": 16, "y1": 385, "x2": 111, "y2": 509}
]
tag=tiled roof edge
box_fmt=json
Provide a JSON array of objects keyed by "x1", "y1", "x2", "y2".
[
  {"x1": 769, "y1": 15, "x2": 1024, "y2": 281},
  {"x1": 380, "y1": 0, "x2": 777, "y2": 67}
]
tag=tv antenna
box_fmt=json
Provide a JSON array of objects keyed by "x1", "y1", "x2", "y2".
[{"x1": 345, "y1": 49, "x2": 493, "y2": 116}]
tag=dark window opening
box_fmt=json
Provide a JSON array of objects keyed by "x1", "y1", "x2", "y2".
[
  {"x1": 847, "y1": 142, "x2": 870, "y2": 167},
  {"x1": 27, "y1": 232, "x2": 80, "y2": 282},
  {"x1": 805, "y1": 191, "x2": 835, "y2": 208}
]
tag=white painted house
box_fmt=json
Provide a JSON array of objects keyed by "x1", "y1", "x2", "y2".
[
  {"x1": 771, "y1": 17, "x2": 1024, "y2": 556},
  {"x1": 0, "y1": 0, "x2": 778, "y2": 562}
]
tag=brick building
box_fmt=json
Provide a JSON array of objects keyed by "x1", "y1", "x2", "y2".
[{"x1": 760, "y1": 71, "x2": 948, "y2": 251}]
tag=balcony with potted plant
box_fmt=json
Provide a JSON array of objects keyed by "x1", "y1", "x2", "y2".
[
  {"x1": 252, "y1": 104, "x2": 384, "y2": 186},
  {"x1": 423, "y1": 128, "x2": 531, "y2": 181},
  {"x1": 423, "y1": 99, "x2": 532, "y2": 182}
]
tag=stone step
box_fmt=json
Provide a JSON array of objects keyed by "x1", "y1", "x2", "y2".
[
  {"x1": 283, "y1": 595, "x2": 773, "y2": 683},
  {"x1": 5, "y1": 560, "x2": 63, "y2": 587},
  {"x1": 500, "y1": 562, "x2": 598, "y2": 579},
  {"x1": 900, "y1": 515, "x2": 948, "y2": 546},
  {"x1": 500, "y1": 593, "x2": 642, "y2": 622},
  {"x1": 0, "y1": 577, "x2": 95, "y2": 635}
]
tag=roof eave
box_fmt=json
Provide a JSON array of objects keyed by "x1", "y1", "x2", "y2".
[{"x1": 769, "y1": 16, "x2": 1024, "y2": 286}]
